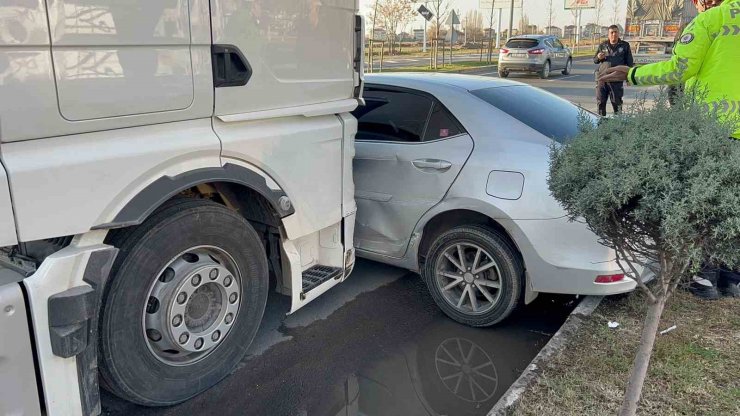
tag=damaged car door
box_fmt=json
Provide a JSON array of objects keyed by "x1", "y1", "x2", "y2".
[{"x1": 352, "y1": 86, "x2": 473, "y2": 258}]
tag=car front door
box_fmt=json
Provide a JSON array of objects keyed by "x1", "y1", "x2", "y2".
[
  {"x1": 352, "y1": 86, "x2": 474, "y2": 258},
  {"x1": 553, "y1": 38, "x2": 569, "y2": 69},
  {"x1": 544, "y1": 38, "x2": 562, "y2": 69}
]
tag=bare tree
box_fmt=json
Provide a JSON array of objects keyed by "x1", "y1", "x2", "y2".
[
  {"x1": 627, "y1": 0, "x2": 639, "y2": 19},
  {"x1": 369, "y1": 0, "x2": 416, "y2": 55},
  {"x1": 546, "y1": 0, "x2": 556, "y2": 34},
  {"x1": 518, "y1": 13, "x2": 530, "y2": 35},
  {"x1": 428, "y1": 0, "x2": 450, "y2": 40},
  {"x1": 612, "y1": 0, "x2": 621, "y2": 25},
  {"x1": 593, "y1": 0, "x2": 606, "y2": 43},
  {"x1": 464, "y1": 9, "x2": 484, "y2": 43}
]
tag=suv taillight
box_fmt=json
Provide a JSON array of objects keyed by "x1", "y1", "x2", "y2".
[
  {"x1": 528, "y1": 48, "x2": 545, "y2": 55},
  {"x1": 500, "y1": 48, "x2": 509, "y2": 54}
]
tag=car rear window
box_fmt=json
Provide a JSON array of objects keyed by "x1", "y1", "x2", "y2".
[
  {"x1": 471, "y1": 86, "x2": 596, "y2": 143},
  {"x1": 505, "y1": 39, "x2": 539, "y2": 49}
]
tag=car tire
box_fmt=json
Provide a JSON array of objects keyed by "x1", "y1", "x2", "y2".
[
  {"x1": 498, "y1": 69, "x2": 509, "y2": 78},
  {"x1": 422, "y1": 226, "x2": 523, "y2": 327},
  {"x1": 99, "y1": 198, "x2": 269, "y2": 406},
  {"x1": 539, "y1": 60, "x2": 550, "y2": 79},
  {"x1": 562, "y1": 58, "x2": 572, "y2": 75}
]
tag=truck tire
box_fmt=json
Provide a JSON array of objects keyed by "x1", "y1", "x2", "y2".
[
  {"x1": 99, "y1": 198, "x2": 269, "y2": 406},
  {"x1": 422, "y1": 226, "x2": 523, "y2": 327}
]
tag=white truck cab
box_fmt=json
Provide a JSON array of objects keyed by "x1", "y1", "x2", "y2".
[{"x1": 0, "y1": 1, "x2": 363, "y2": 414}]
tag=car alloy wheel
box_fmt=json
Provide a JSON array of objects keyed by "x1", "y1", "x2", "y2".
[
  {"x1": 434, "y1": 242, "x2": 503, "y2": 315},
  {"x1": 423, "y1": 226, "x2": 523, "y2": 327}
]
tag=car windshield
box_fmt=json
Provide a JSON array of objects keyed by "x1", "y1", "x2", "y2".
[
  {"x1": 505, "y1": 39, "x2": 539, "y2": 49},
  {"x1": 470, "y1": 86, "x2": 598, "y2": 143}
]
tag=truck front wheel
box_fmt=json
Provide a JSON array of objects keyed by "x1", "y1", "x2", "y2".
[{"x1": 99, "y1": 198, "x2": 269, "y2": 406}]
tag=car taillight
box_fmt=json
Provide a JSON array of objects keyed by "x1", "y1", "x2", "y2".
[
  {"x1": 595, "y1": 274, "x2": 625, "y2": 283},
  {"x1": 500, "y1": 48, "x2": 509, "y2": 54},
  {"x1": 528, "y1": 48, "x2": 545, "y2": 55}
]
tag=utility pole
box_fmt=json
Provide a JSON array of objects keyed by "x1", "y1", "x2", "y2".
[
  {"x1": 508, "y1": 0, "x2": 514, "y2": 40},
  {"x1": 487, "y1": 4, "x2": 495, "y2": 62},
  {"x1": 423, "y1": 2, "x2": 428, "y2": 52}
]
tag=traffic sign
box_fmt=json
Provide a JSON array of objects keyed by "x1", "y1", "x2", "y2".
[
  {"x1": 564, "y1": 0, "x2": 596, "y2": 9},
  {"x1": 418, "y1": 4, "x2": 434, "y2": 21},
  {"x1": 446, "y1": 10, "x2": 460, "y2": 25}
]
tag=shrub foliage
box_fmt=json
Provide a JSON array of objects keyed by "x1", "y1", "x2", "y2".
[{"x1": 549, "y1": 91, "x2": 740, "y2": 284}]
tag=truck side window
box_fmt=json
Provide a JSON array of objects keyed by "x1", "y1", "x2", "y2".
[{"x1": 353, "y1": 89, "x2": 433, "y2": 143}]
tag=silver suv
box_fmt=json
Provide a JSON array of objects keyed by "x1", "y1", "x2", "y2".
[{"x1": 498, "y1": 35, "x2": 572, "y2": 79}]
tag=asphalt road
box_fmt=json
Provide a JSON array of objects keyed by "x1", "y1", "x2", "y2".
[
  {"x1": 467, "y1": 58, "x2": 657, "y2": 114},
  {"x1": 370, "y1": 57, "x2": 657, "y2": 114},
  {"x1": 102, "y1": 260, "x2": 577, "y2": 416}
]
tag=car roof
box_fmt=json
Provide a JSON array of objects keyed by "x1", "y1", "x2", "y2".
[
  {"x1": 364, "y1": 73, "x2": 528, "y2": 93},
  {"x1": 508, "y1": 35, "x2": 549, "y2": 40}
]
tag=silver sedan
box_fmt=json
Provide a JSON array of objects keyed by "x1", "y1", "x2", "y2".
[{"x1": 352, "y1": 73, "x2": 647, "y2": 326}]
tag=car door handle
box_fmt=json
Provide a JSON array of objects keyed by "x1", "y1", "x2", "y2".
[{"x1": 412, "y1": 159, "x2": 452, "y2": 171}]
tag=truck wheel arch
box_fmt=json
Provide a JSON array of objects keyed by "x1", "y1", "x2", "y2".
[{"x1": 93, "y1": 163, "x2": 294, "y2": 230}]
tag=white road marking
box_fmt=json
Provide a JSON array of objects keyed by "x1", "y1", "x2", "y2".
[{"x1": 549, "y1": 75, "x2": 579, "y2": 82}]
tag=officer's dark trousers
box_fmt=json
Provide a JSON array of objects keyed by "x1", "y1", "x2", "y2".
[{"x1": 597, "y1": 81, "x2": 624, "y2": 116}]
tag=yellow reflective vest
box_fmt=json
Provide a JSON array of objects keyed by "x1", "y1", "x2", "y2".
[{"x1": 628, "y1": 0, "x2": 740, "y2": 139}]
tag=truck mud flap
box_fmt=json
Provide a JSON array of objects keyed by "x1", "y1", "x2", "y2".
[{"x1": 47, "y1": 248, "x2": 117, "y2": 416}]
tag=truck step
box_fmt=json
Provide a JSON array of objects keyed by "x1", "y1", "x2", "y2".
[{"x1": 302, "y1": 265, "x2": 343, "y2": 293}]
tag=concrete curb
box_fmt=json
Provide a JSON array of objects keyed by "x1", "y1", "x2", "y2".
[{"x1": 487, "y1": 295, "x2": 604, "y2": 416}]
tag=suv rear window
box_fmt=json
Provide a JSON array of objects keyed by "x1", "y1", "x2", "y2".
[
  {"x1": 505, "y1": 39, "x2": 539, "y2": 49},
  {"x1": 471, "y1": 86, "x2": 596, "y2": 143}
]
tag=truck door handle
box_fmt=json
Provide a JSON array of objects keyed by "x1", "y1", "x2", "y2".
[
  {"x1": 212, "y1": 44, "x2": 253, "y2": 88},
  {"x1": 413, "y1": 159, "x2": 452, "y2": 171}
]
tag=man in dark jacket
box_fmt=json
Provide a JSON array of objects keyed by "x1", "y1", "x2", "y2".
[{"x1": 594, "y1": 25, "x2": 634, "y2": 116}]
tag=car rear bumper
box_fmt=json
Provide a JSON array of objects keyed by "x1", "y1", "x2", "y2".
[
  {"x1": 499, "y1": 62, "x2": 545, "y2": 72},
  {"x1": 500, "y1": 216, "x2": 649, "y2": 296}
]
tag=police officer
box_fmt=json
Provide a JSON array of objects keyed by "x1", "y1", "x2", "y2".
[
  {"x1": 594, "y1": 25, "x2": 634, "y2": 116},
  {"x1": 599, "y1": 0, "x2": 739, "y2": 139},
  {"x1": 599, "y1": 0, "x2": 740, "y2": 298}
]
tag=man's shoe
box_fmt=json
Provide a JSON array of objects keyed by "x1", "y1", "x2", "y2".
[
  {"x1": 718, "y1": 270, "x2": 740, "y2": 298},
  {"x1": 689, "y1": 270, "x2": 720, "y2": 300}
]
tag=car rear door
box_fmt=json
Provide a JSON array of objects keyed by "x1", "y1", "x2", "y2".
[{"x1": 352, "y1": 86, "x2": 474, "y2": 258}]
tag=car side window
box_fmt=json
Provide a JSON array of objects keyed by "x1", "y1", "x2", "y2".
[
  {"x1": 544, "y1": 39, "x2": 553, "y2": 48},
  {"x1": 554, "y1": 39, "x2": 565, "y2": 49},
  {"x1": 352, "y1": 88, "x2": 433, "y2": 143},
  {"x1": 424, "y1": 103, "x2": 464, "y2": 141}
]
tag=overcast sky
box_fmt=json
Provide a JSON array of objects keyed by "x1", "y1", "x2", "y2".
[{"x1": 359, "y1": 0, "x2": 629, "y2": 31}]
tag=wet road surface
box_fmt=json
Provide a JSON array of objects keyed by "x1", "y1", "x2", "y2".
[{"x1": 102, "y1": 260, "x2": 577, "y2": 416}]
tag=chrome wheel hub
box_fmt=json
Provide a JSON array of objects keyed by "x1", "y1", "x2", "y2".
[
  {"x1": 143, "y1": 247, "x2": 241, "y2": 365},
  {"x1": 435, "y1": 243, "x2": 503, "y2": 315}
]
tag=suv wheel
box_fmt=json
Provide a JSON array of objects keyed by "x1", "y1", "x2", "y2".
[
  {"x1": 562, "y1": 58, "x2": 572, "y2": 75},
  {"x1": 498, "y1": 69, "x2": 509, "y2": 78},
  {"x1": 422, "y1": 226, "x2": 523, "y2": 327},
  {"x1": 99, "y1": 198, "x2": 269, "y2": 406},
  {"x1": 539, "y1": 60, "x2": 551, "y2": 79}
]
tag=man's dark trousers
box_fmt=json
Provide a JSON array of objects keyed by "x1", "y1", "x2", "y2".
[{"x1": 597, "y1": 81, "x2": 624, "y2": 116}]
